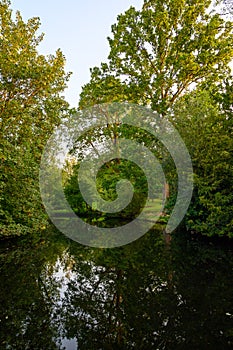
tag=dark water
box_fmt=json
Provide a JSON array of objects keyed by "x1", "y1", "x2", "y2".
[{"x1": 0, "y1": 226, "x2": 233, "y2": 350}]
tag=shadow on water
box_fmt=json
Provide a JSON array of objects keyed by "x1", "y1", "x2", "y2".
[{"x1": 0, "y1": 225, "x2": 233, "y2": 349}]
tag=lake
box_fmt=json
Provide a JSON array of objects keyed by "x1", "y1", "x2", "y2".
[{"x1": 0, "y1": 226, "x2": 233, "y2": 349}]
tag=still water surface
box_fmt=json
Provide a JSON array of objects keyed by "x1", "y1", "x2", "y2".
[{"x1": 0, "y1": 226, "x2": 233, "y2": 349}]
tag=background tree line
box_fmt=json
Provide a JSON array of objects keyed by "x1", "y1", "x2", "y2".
[{"x1": 0, "y1": 0, "x2": 232, "y2": 238}]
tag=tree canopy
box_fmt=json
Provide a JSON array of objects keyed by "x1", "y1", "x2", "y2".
[
  {"x1": 80, "y1": 0, "x2": 233, "y2": 114},
  {"x1": 0, "y1": 0, "x2": 71, "y2": 236},
  {"x1": 171, "y1": 88, "x2": 233, "y2": 236},
  {"x1": 76, "y1": 0, "x2": 233, "y2": 238}
]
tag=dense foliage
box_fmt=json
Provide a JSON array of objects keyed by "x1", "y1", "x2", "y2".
[
  {"x1": 64, "y1": 158, "x2": 150, "y2": 222},
  {"x1": 1, "y1": 0, "x2": 233, "y2": 239},
  {"x1": 172, "y1": 89, "x2": 233, "y2": 237},
  {"x1": 67, "y1": 0, "x2": 233, "y2": 238},
  {"x1": 0, "y1": 0, "x2": 70, "y2": 236},
  {"x1": 80, "y1": 0, "x2": 233, "y2": 114}
]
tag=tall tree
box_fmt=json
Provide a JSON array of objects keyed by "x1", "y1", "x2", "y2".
[
  {"x1": 80, "y1": 0, "x2": 233, "y2": 114},
  {"x1": 0, "y1": 0, "x2": 71, "y2": 236},
  {"x1": 77, "y1": 0, "x2": 233, "y2": 238}
]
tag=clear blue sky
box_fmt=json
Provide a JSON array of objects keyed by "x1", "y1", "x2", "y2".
[{"x1": 10, "y1": 0, "x2": 143, "y2": 107}]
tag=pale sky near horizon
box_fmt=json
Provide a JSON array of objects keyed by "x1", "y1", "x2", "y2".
[{"x1": 10, "y1": 0, "x2": 143, "y2": 108}]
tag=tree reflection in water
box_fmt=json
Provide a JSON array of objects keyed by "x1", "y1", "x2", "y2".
[{"x1": 0, "y1": 227, "x2": 233, "y2": 349}]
